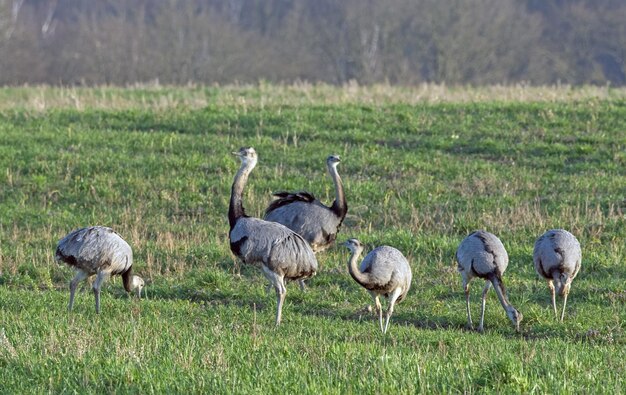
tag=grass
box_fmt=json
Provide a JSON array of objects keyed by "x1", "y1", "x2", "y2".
[
  {"x1": 1, "y1": 82, "x2": 626, "y2": 111},
  {"x1": 0, "y1": 85, "x2": 625, "y2": 393}
]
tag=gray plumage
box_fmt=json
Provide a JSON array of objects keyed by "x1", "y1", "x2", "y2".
[
  {"x1": 533, "y1": 229, "x2": 582, "y2": 321},
  {"x1": 344, "y1": 238, "x2": 412, "y2": 334},
  {"x1": 456, "y1": 230, "x2": 522, "y2": 332},
  {"x1": 230, "y1": 218, "x2": 318, "y2": 280},
  {"x1": 228, "y1": 147, "x2": 318, "y2": 326},
  {"x1": 264, "y1": 154, "x2": 347, "y2": 253},
  {"x1": 55, "y1": 226, "x2": 144, "y2": 314}
]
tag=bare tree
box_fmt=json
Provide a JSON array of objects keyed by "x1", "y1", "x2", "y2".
[{"x1": 1, "y1": 0, "x2": 626, "y2": 85}]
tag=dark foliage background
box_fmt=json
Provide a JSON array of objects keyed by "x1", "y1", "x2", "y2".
[{"x1": 0, "y1": 0, "x2": 624, "y2": 85}]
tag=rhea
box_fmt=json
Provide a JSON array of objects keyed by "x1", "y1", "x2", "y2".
[
  {"x1": 228, "y1": 147, "x2": 318, "y2": 326},
  {"x1": 533, "y1": 229, "x2": 581, "y2": 321},
  {"x1": 264, "y1": 154, "x2": 348, "y2": 254},
  {"x1": 456, "y1": 230, "x2": 522, "y2": 332},
  {"x1": 343, "y1": 238, "x2": 412, "y2": 334},
  {"x1": 55, "y1": 226, "x2": 144, "y2": 313}
]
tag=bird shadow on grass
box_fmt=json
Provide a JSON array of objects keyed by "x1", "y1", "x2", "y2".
[
  {"x1": 288, "y1": 294, "x2": 467, "y2": 333},
  {"x1": 91, "y1": 270, "x2": 623, "y2": 345},
  {"x1": 392, "y1": 311, "x2": 468, "y2": 332},
  {"x1": 520, "y1": 282, "x2": 617, "y2": 313},
  {"x1": 138, "y1": 286, "x2": 268, "y2": 310},
  {"x1": 114, "y1": 284, "x2": 626, "y2": 345}
]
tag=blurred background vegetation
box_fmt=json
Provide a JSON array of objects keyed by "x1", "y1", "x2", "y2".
[{"x1": 0, "y1": 0, "x2": 624, "y2": 86}]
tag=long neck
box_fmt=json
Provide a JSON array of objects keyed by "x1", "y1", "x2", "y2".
[
  {"x1": 328, "y1": 164, "x2": 347, "y2": 219},
  {"x1": 121, "y1": 267, "x2": 133, "y2": 293},
  {"x1": 554, "y1": 272, "x2": 568, "y2": 296},
  {"x1": 489, "y1": 274, "x2": 512, "y2": 312},
  {"x1": 347, "y1": 248, "x2": 370, "y2": 288},
  {"x1": 229, "y1": 162, "x2": 253, "y2": 229}
]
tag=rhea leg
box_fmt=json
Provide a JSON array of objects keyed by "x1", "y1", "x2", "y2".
[
  {"x1": 265, "y1": 279, "x2": 304, "y2": 293},
  {"x1": 275, "y1": 281, "x2": 287, "y2": 326},
  {"x1": 463, "y1": 278, "x2": 473, "y2": 329},
  {"x1": 383, "y1": 288, "x2": 403, "y2": 334},
  {"x1": 560, "y1": 283, "x2": 571, "y2": 322},
  {"x1": 546, "y1": 280, "x2": 557, "y2": 319},
  {"x1": 262, "y1": 266, "x2": 287, "y2": 326},
  {"x1": 478, "y1": 281, "x2": 491, "y2": 332},
  {"x1": 369, "y1": 292, "x2": 383, "y2": 333},
  {"x1": 92, "y1": 272, "x2": 108, "y2": 314},
  {"x1": 68, "y1": 271, "x2": 89, "y2": 312}
]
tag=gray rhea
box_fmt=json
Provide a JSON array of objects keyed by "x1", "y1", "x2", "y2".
[
  {"x1": 456, "y1": 230, "x2": 522, "y2": 332},
  {"x1": 533, "y1": 229, "x2": 582, "y2": 322},
  {"x1": 343, "y1": 239, "x2": 412, "y2": 334},
  {"x1": 228, "y1": 147, "x2": 318, "y2": 326},
  {"x1": 55, "y1": 226, "x2": 145, "y2": 313},
  {"x1": 264, "y1": 154, "x2": 348, "y2": 253}
]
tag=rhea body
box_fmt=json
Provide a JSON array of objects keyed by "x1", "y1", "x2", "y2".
[
  {"x1": 228, "y1": 147, "x2": 318, "y2": 326},
  {"x1": 344, "y1": 238, "x2": 412, "y2": 334},
  {"x1": 456, "y1": 230, "x2": 522, "y2": 332},
  {"x1": 55, "y1": 226, "x2": 144, "y2": 313},
  {"x1": 264, "y1": 154, "x2": 347, "y2": 253},
  {"x1": 533, "y1": 229, "x2": 581, "y2": 321}
]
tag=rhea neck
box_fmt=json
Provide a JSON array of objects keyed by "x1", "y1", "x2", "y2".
[
  {"x1": 489, "y1": 274, "x2": 513, "y2": 312},
  {"x1": 121, "y1": 266, "x2": 133, "y2": 293},
  {"x1": 229, "y1": 158, "x2": 257, "y2": 229},
  {"x1": 328, "y1": 162, "x2": 347, "y2": 219},
  {"x1": 347, "y1": 246, "x2": 370, "y2": 288}
]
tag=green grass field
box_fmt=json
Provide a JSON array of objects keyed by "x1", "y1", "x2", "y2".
[{"x1": 0, "y1": 85, "x2": 625, "y2": 393}]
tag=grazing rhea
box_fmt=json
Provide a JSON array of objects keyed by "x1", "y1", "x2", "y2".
[
  {"x1": 264, "y1": 154, "x2": 348, "y2": 253},
  {"x1": 533, "y1": 229, "x2": 582, "y2": 322},
  {"x1": 343, "y1": 239, "x2": 412, "y2": 334},
  {"x1": 456, "y1": 230, "x2": 522, "y2": 332},
  {"x1": 228, "y1": 147, "x2": 318, "y2": 326},
  {"x1": 55, "y1": 226, "x2": 144, "y2": 313}
]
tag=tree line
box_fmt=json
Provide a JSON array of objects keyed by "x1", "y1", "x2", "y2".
[{"x1": 0, "y1": 0, "x2": 624, "y2": 86}]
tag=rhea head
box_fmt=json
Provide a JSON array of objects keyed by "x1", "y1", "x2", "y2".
[
  {"x1": 232, "y1": 147, "x2": 258, "y2": 167},
  {"x1": 506, "y1": 306, "x2": 523, "y2": 332},
  {"x1": 554, "y1": 272, "x2": 572, "y2": 296},
  {"x1": 327, "y1": 154, "x2": 341, "y2": 168},
  {"x1": 343, "y1": 238, "x2": 364, "y2": 253},
  {"x1": 131, "y1": 275, "x2": 145, "y2": 298}
]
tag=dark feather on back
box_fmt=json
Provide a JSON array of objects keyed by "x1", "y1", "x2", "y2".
[
  {"x1": 473, "y1": 230, "x2": 499, "y2": 267},
  {"x1": 265, "y1": 191, "x2": 317, "y2": 214},
  {"x1": 230, "y1": 236, "x2": 249, "y2": 257},
  {"x1": 55, "y1": 248, "x2": 78, "y2": 267}
]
